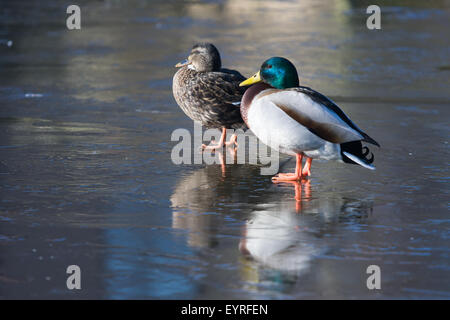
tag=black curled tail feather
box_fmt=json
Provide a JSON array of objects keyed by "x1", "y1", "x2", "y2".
[
  {"x1": 341, "y1": 141, "x2": 375, "y2": 170},
  {"x1": 361, "y1": 146, "x2": 374, "y2": 163}
]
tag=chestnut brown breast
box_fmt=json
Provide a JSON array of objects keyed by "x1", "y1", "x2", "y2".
[{"x1": 240, "y1": 83, "x2": 273, "y2": 127}]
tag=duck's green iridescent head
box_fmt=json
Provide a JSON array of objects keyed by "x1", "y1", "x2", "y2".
[{"x1": 240, "y1": 57, "x2": 299, "y2": 89}]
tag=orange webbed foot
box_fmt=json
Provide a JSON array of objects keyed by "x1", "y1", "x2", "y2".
[
  {"x1": 201, "y1": 140, "x2": 224, "y2": 151},
  {"x1": 272, "y1": 172, "x2": 302, "y2": 182},
  {"x1": 202, "y1": 128, "x2": 237, "y2": 151},
  {"x1": 301, "y1": 168, "x2": 311, "y2": 177},
  {"x1": 302, "y1": 157, "x2": 312, "y2": 177}
]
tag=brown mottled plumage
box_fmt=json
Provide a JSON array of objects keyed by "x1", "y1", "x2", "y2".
[{"x1": 172, "y1": 43, "x2": 247, "y2": 130}]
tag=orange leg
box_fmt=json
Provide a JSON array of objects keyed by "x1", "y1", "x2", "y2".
[
  {"x1": 202, "y1": 128, "x2": 238, "y2": 151},
  {"x1": 302, "y1": 157, "x2": 312, "y2": 177},
  {"x1": 272, "y1": 154, "x2": 303, "y2": 182},
  {"x1": 225, "y1": 133, "x2": 238, "y2": 147}
]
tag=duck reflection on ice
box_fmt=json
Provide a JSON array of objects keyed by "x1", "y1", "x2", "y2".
[
  {"x1": 170, "y1": 160, "x2": 373, "y2": 291},
  {"x1": 239, "y1": 181, "x2": 373, "y2": 289},
  {"x1": 272, "y1": 180, "x2": 312, "y2": 213},
  {"x1": 170, "y1": 160, "x2": 271, "y2": 248},
  {"x1": 214, "y1": 147, "x2": 238, "y2": 177}
]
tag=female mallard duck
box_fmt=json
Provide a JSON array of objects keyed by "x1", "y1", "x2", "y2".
[
  {"x1": 173, "y1": 43, "x2": 247, "y2": 150},
  {"x1": 239, "y1": 57, "x2": 380, "y2": 182}
]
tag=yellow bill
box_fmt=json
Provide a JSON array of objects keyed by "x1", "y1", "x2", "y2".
[{"x1": 239, "y1": 71, "x2": 262, "y2": 86}]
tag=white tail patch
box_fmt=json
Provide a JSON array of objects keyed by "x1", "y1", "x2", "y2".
[{"x1": 343, "y1": 151, "x2": 376, "y2": 170}]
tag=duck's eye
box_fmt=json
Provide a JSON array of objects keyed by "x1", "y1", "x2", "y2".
[{"x1": 266, "y1": 65, "x2": 272, "y2": 69}]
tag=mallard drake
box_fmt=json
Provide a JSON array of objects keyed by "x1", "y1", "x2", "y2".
[
  {"x1": 239, "y1": 57, "x2": 380, "y2": 182},
  {"x1": 173, "y1": 43, "x2": 247, "y2": 149}
]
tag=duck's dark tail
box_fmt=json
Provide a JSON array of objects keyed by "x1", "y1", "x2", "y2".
[{"x1": 341, "y1": 141, "x2": 375, "y2": 170}]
